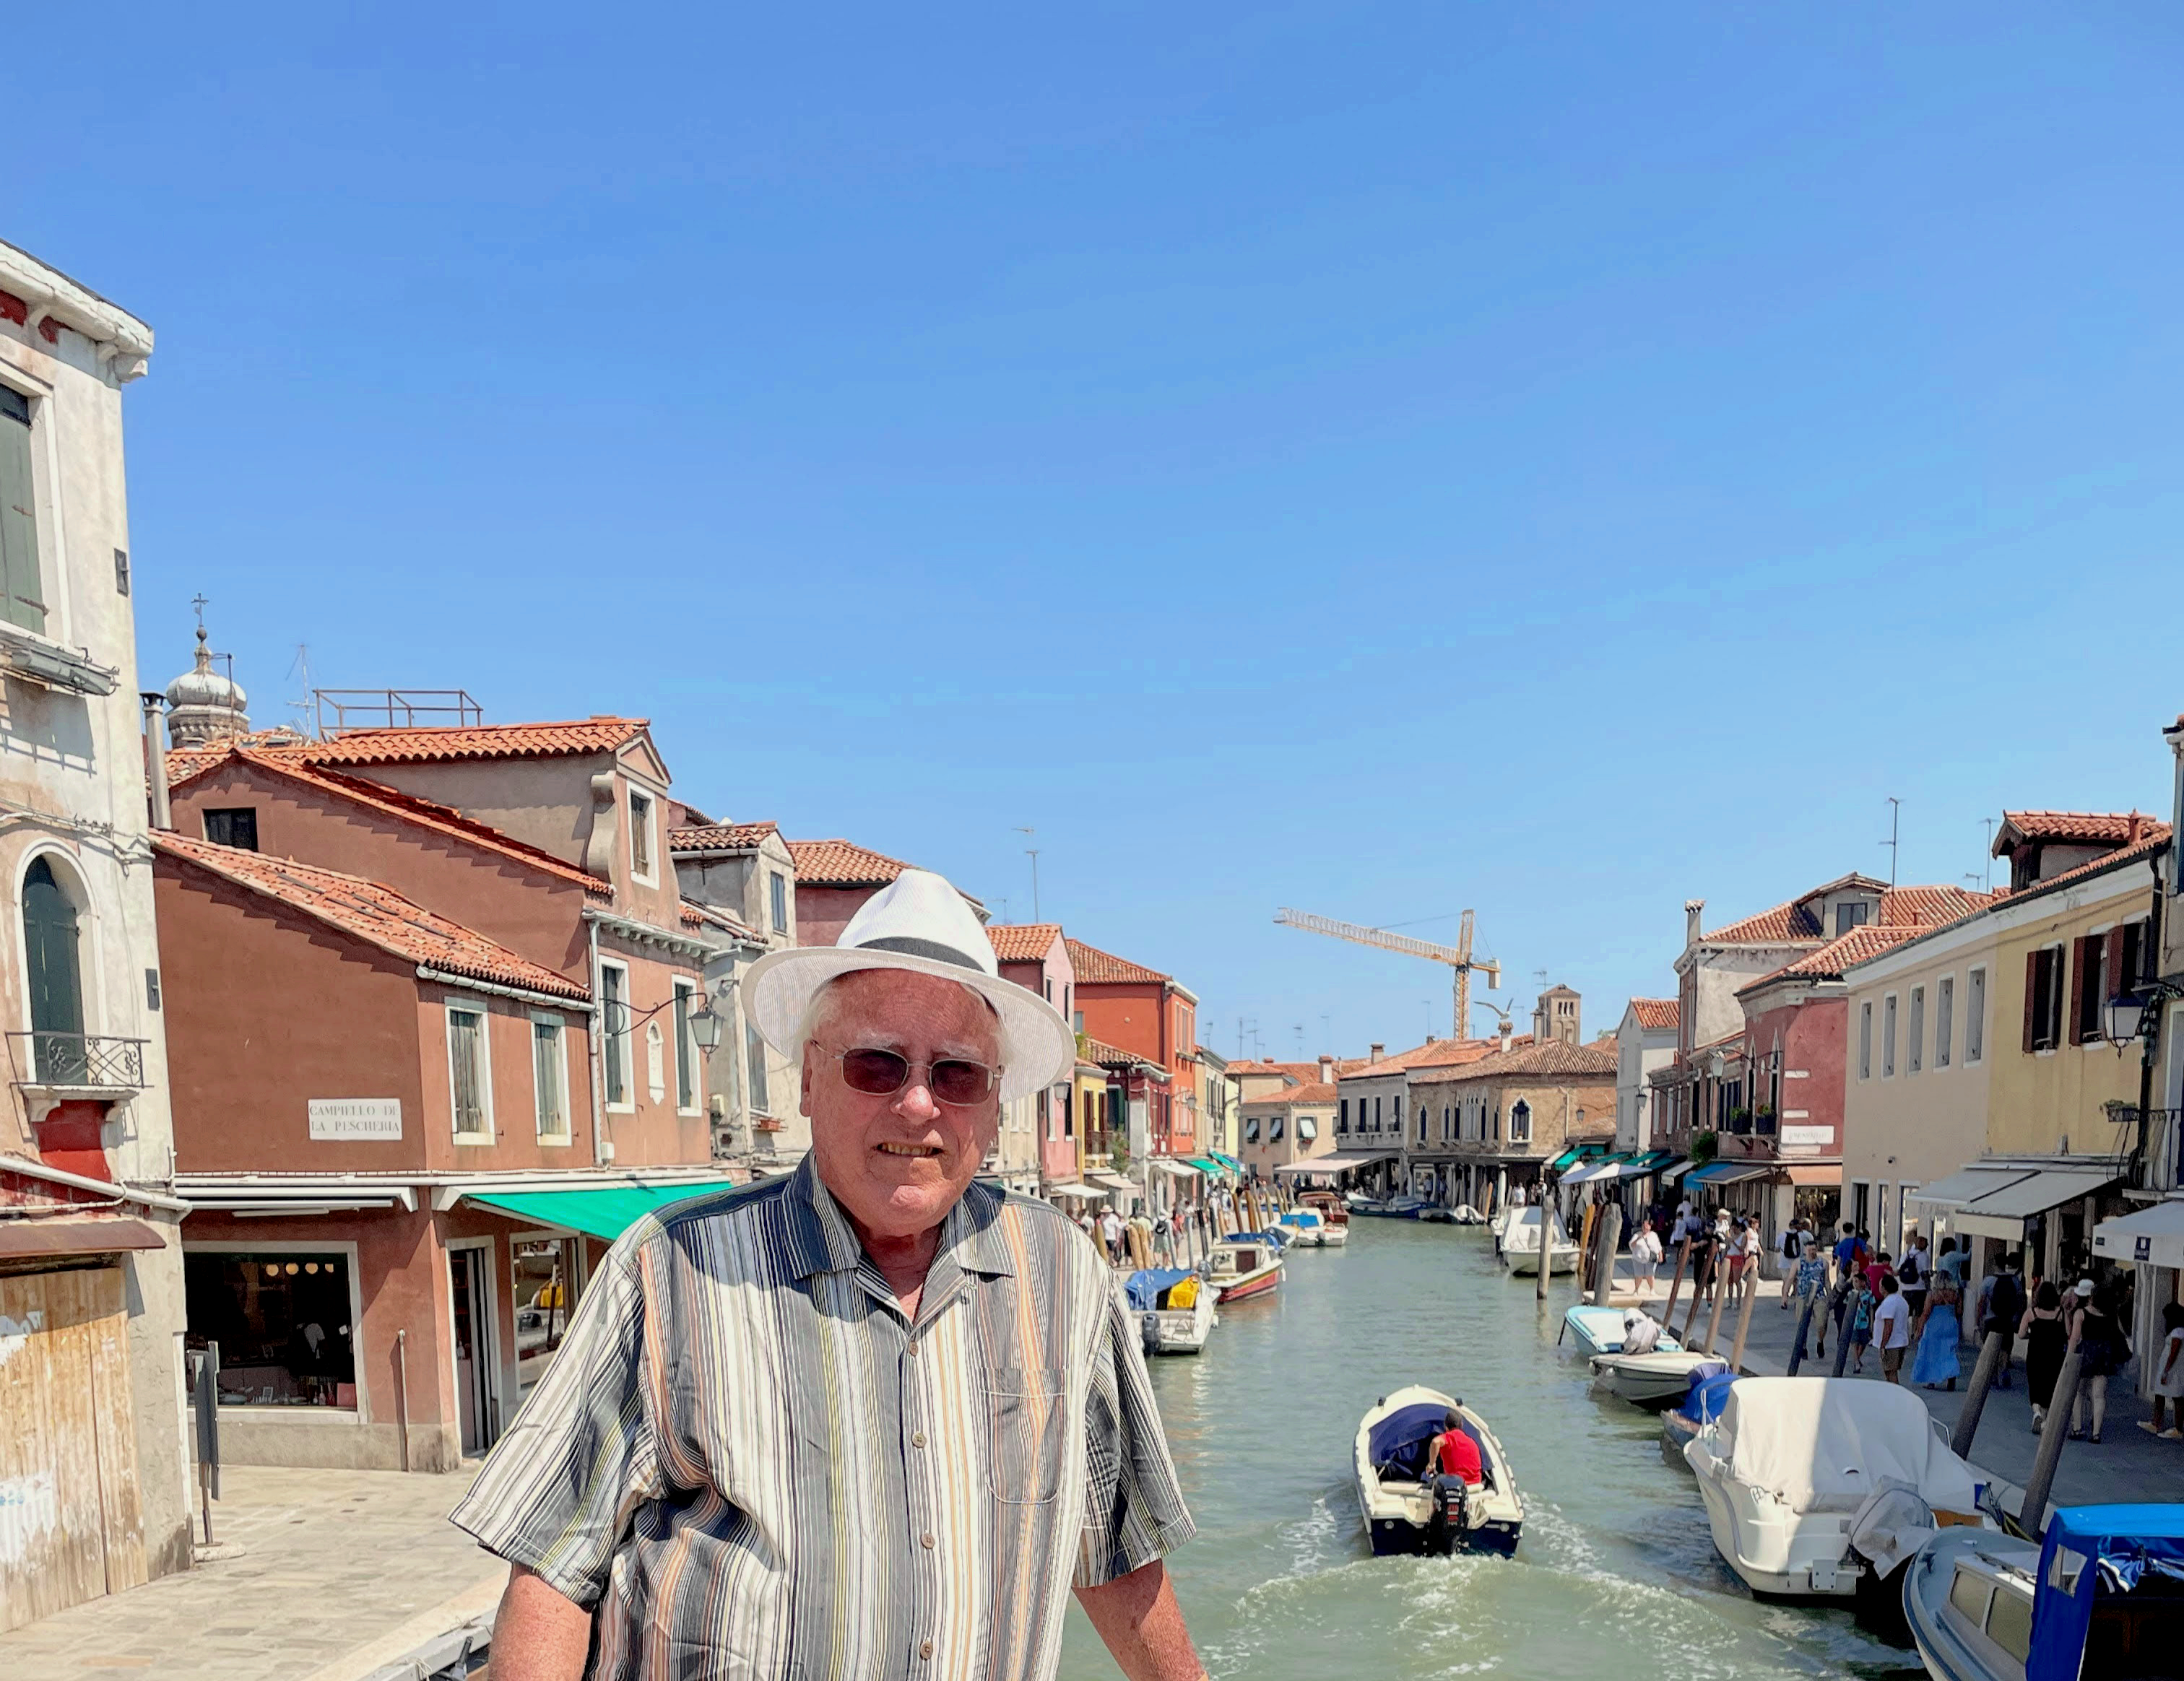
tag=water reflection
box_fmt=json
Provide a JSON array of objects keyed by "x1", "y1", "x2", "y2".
[{"x1": 1060, "y1": 1220, "x2": 1924, "y2": 1680}]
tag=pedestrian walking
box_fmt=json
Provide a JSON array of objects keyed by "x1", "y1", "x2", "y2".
[
  {"x1": 450, "y1": 866, "x2": 1202, "y2": 1681},
  {"x1": 1629, "y1": 1218, "x2": 1664, "y2": 1291},
  {"x1": 1831, "y1": 1220, "x2": 1861, "y2": 1289},
  {"x1": 1778, "y1": 1217, "x2": 1808, "y2": 1306},
  {"x1": 1100, "y1": 1204, "x2": 1125, "y2": 1266},
  {"x1": 1911, "y1": 1270, "x2": 1962, "y2": 1391},
  {"x1": 1981, "y1": 1252, "x2": 2026, "y2": 1390},
  {"x1": 1792, "y1": 1241, "x2": 1829, "y2": 1361},
  {"x1": 1873, "y1": 1275, "x2": 1913, "y2": 1385},
  {"x1": 1899, "y1": 1234, "x2": 1929, "y2": 1325},
  {"x1": 1935, "y1": 1234, "x2": 1965, "y2": 1288},
  {"x1": 2143, "y1": 1301, "x2": 2184, "y2": 1440},
  {"x1": 2022, "y1": 1281, "x2": 2068, "y2": 1435},
  {"x1": 1846, "y1": 1274, "x2": 1878, "y2": 1373},
  {"x1": 2068, "y1": 1277, "x2": 2132, "y2": 1444}
]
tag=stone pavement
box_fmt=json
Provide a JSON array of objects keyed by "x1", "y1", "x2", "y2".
[
  {"x1": 0, "y1": 1463, "x2": 504, "y2": 1681},
  {"x1": 1600, "y1": 1260, "x2": 2184, "y2": 1516}
]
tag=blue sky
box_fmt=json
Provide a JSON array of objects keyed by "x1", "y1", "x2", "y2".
[{"x1": 15, "y1": 6, "x2": 2183, "y2": 1060}]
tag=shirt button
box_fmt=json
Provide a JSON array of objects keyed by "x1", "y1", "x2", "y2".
[
  {"x1": 921, "y1": 1532, "x2": 935, "y2": 1549},
  {"x1": 920, "y1": 1641, "x2": 935, "y2": 1660},
  {"x1": 906, "y1": 1340, "x2": 919, "y2": 1358},
  {"x1": 912, "y1": 1430, "x2": 927, "y2": 1448}
]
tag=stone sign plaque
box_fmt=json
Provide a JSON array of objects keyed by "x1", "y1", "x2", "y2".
[{"x1": 308, "y1": 1098, "x2": 403, "y2": 1141}]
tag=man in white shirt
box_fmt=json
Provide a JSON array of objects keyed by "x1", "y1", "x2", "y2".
[{"x1": 1872, "y1": 1275, "x2": 1912, "y2": 1383}]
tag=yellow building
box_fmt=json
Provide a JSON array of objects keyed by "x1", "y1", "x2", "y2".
[{"x1": 1911, "y1": 812, "x2": 2167, "y2": 1280}]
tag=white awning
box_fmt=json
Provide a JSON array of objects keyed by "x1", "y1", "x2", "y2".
[
  {"x1": 1907, "y1": 1165, "x2": 2038, "y2": 1212},
  {"x1": 1954, "y1": 1166, "x2": 2121, "y2": 1240},
  {"x1": 1150, "y1": 1160, "x2": 1201, "y2": 1178},
  {"x1": 1088, "y1": 1171, "x2": 1138, "y2": 1192},
  {"x1": 1043, "y1": 1181, "x2": 1106, "y2": 1200},
  {"x1": 1658, "y1": 1158, "x2": 1696, "y2": 1181},
  {"x1": 1273, "y1": 1150, "x2": 1396, "y2": 1176},
  {"x1": 2094, "y1": 1199, "x2": 2184, "y2": 1270}
]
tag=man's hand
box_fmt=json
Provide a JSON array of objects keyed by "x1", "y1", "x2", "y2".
[
  {"x1": 1074, "y1": 1558, "x2": 1204, "y2": 1681},
  {"x1": 486, "y1": 1565, "x2": 592, "y2": 1681}
]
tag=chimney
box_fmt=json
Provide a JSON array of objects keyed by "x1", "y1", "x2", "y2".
[
  {"x1": 1318, "y1": 1055, "x2": 1334, "y2": 1084},
  {"x1": 1369, "y1": 1042, "x2": 1385, "y2": 1065},
  {"x1": 2128, "y1": 811, "x2": 2145, "y2": 845},
  {"x1": 1499, "y1": 1026, "x2": 1512, "y2": 1054},
  {"x1": 140, "y1": 692, "x2": 172, "y2": 830},
  {"x1": 1685, "y1": 899, "x2": 1704, "y2": 944}
]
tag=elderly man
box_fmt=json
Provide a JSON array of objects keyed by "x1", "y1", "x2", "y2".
[{"x1": 453, "y1": 870, "x2": 1202, "y2": 1681}]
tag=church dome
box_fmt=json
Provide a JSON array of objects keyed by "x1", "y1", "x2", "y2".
[{"x1": 165, "y1": 627, "x2": 250, "y2": 748}]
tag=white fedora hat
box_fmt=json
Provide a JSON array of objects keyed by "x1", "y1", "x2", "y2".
[{"x1": 743, "y1": 867, "x2": 1076, "y2": 1104}]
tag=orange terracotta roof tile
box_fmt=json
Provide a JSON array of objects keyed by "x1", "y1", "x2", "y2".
[
  {"x1": 1877, "y1": 885, "x2": 2005, "y2": 927},
  {"x1": 298, "y1": 718, "x2": 647, "y2": 766},
  {"x1": 985, "y1": 923, "x2": 1062, "y2": 963},
  {"x1": 2001, "y1": 830, "x2": 2172, "y2": 900},
  {"x1": 1413, "y1": 1038, "x2": 1618, "y2": 1084},
  {"x1": 156, "y1": 833, "x2": 588, "y2": 1000},
  {"x1": 681, "y1": 899, "x2": 763, "y2": 942},
  {"x1": 1242, "y1": 1080, "x2": 1336, "y2": 1106},
  {"x1": 1630, "y1": 998, "x2": 1680, "y2": 1030},
  {"x1": 670, "y1": 820, "x2": 780, "y2": 853},
  {"x1": 1080, "y1": 1035, "x2": 1160, "y2": 1069},
  {"x1": 172, "y1": 744, "x2": 612, "y2": 898},
  {"x1": 786, "y1": 838, "x2": 920, "y2": 888},
  {"x1": 1996, "y1": 809, "x2": 2162, "y2": 851},
  {"x1": 162, "y1": 727, "x2": 311, "y2": 785},
  {"x1": 1702, "y1": 897, "x2": 1824, "y2": 944},
  {"x1": 1339, "y1": 1038, "x2": 1505, "y2": 1079},
  {"x1": 1748, "y1": 925, "x2": 1923, "y2": 989},
  {"x1": 1064, "y1": 937, "x2": 1171, "y2": 986}
]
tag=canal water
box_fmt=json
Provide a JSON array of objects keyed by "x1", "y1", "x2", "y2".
[{"x1": 1059, "y1": 1217, "x2": 1923, "y2": 1681}]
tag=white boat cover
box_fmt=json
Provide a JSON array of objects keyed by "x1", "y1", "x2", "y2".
[{"x1": 1702, "y1": 1378, "x2": 1980, "y2": 1516}]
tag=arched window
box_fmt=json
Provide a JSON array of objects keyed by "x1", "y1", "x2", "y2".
[
  {"x1": 1509, "y1": 1099, "x2": 1532, "y2": 1144},
  {"x1": 24, "y1": 856, "x2": 85, "y2": 1081}
]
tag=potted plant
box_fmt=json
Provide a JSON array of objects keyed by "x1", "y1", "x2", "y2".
[{"x1": 1691, "y1": 1129, "x2": 1718, "y2": 1165}]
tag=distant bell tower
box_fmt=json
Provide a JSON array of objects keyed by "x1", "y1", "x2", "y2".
[
  {"x1": 1532, "y1": 984, "x2": 1582, "y2": 1046},
  {"x1": 163, "y1": 603, "x2": 249, "y2": 748}
]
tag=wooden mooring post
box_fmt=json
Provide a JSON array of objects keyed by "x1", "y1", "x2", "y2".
[
  {"x1": 2018, "y1": 1347, "x2": 2086, "y2": 1537},
  {"x1": 1949, "y1": 1332, "x2": 2009, "y2": 1459},
  {"x1": 1590, "y1": 1204, "x2": 1624, "y2": 1308},
  {"x1": 1728, "y1": 1267, "x2": 1761, "y2": 1373}
]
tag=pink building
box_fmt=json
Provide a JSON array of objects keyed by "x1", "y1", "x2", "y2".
[{"x1": 985, "y1": 924, "x2": 1078, "y2": 1184}]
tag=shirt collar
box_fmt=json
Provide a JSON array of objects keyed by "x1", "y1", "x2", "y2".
[{"x1": 786, "y1": 1155, "x2": 1017, "y2": 1283}]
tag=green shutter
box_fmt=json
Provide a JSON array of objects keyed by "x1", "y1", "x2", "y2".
[{"x1": 0, "y1": 394, "x2": 45, "y2": 634}]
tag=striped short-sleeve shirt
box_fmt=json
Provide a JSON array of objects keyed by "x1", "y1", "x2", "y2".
[{"x1": 450, "y1": 1157, "x2": 1194, "y2": 1680}]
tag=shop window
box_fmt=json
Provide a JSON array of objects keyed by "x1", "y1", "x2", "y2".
[
  {"x1": 511, "y1": 1235, "x2": 584, "y2": 1406},
  {"x1": 185, "y1": 1251, "x2": 356, "y2": 1408}
]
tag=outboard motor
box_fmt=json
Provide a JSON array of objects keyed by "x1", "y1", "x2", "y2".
[
  {"x1": 1424, "y1": 1474, "x2": 1469, "y2": 1555},
  {"x1": 1141, "y1": 1311, "x2": 1162, "y2": 1356}
]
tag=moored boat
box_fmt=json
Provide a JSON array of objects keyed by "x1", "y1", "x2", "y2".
[
  {"x1": 1208, "y1": 1236, "x2": 1283, "y2": 1302},
  {"x1": 1684, "y1": 1377, "x2": 1988, "y2": 1599},
  {"x1": 1297, "y1": 1189, "x2": 1350, "y2": 1228},
  {"x1": 1354, "y1": 1386, "x2": 1524, "y2": 1557},
  {"x1": 1123, "y1": 1267, "x2": 1218, "y2": 1355},
  {"x1": 1902, "y1": 1503, "x2": 2184, "y2": 1681},
  {"x1": 1276, "y1": 1208, "x2": 1345, "y2": 1247},
  {"x1": 1501, "y1": 1206, "x2": 1580, "y2": 1274},
  {"x1": 1562, "y1": 1304, "x2": 1682, "y2": 1358},
  {"x1": 1591, "y1": 1349, "x2": 1721, "y2": 1409},
  {"x1": 1661, "y1": 1367, "x2": 1737, "y2": 1465}
]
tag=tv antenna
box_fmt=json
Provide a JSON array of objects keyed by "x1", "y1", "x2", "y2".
[
  {"x1": 1881, "y1": 796, "x2": 1901, "y2": 885},
  {"x1": 1012, "y1": 827, "x2": 1040, "y2": 921}
]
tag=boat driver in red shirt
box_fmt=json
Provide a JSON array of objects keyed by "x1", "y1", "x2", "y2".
[{"x1": 1429, "y1": 1409, "x2": 1483, "y2": 1485}]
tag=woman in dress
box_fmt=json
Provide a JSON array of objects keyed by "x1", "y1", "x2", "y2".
[
  {"x1": 2021, "y1": 1280, "x2": 2069, "y2": 1435},
  {"x1": 1912, "y1": 1271, "x2": 1964, "y2": 1390},
  {"x1": 2069, "y1": 1277, "x2": 2133, "y2": 1444}
]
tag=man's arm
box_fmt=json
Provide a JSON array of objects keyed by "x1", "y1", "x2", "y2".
[
  {"x1": 1075, "y1": 1558, "x2": 1203, "y2": 1681},
  {"x1": 487, "y1": 1565, "x2": 593, "y2": 1681}
]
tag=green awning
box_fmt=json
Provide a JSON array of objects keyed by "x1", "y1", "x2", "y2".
[
  {"x1": 1185, "y1": 1157, "x2": 1227, "y2": 1177},
  {"x1": 1629, "y1": 1150, "x2": 1677, "y2": 1172},
  {"x1": 464, "y1": 1180, "x2": 742, "y2": 1241},
  {"x1": 1546, "y1": 1147, "x2": 1584, "y2": 1171},
  {"x1": 1210, "y1": 1152, "x2": 1243, "y2": 1173}
]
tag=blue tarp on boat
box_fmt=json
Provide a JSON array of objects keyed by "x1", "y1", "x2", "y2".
[
  {"x1": 2029, "y1": 1504, "x2": 2184, "y2": 1681},
  {"x1": 1673, "y1": 1367, "x2": 1736, "y2": 1424},
  {"x1": 1124, "y1": 1268, "x2": 1194, "y2": 1311},
  {"x1": 1367, "y1": 1402, "x2": 1450, "y2": 1480}
]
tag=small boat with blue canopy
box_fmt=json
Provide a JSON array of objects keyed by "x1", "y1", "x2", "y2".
[
  {"x1": 1904, "y1": 1503, "x2": 2184, "y2": 1681},
  {"x1": 1661, "y1": 1366, "x2": 1737, "y2": 1465},
  {"x1": 1275, "y1": 1208, "x2": 1346, "y2": 1247},
  {"x1": 1353, "y1": 1385, "x2": 1524, "y2": 1558},
  {"x1": 1122, "y1": 1267, "x2": 1218, "y2": 1355}
]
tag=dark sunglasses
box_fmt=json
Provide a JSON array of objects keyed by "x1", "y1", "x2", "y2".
[{"x1": 829, "y1": 1046, "x2": 998, "y2": 1107}]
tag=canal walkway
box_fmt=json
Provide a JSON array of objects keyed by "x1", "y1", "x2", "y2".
[
  {"x1": 1605, "y1": 1259, "x2": 2184, "y2": 1514},
  {"x1": 0, "y1": 1464, "x2": 501, "y2": 1681}
]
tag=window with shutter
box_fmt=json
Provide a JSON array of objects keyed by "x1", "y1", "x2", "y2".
[
  {"x1": 2026, "y1": 947, "x2": 2064, "y2": 1051},
  {"x1": 1858, "y1": 1001, "x2": 1873, "y2": 1080},
  {"x1": 746, "y1": 1022, "x2": 770, "y2": 1112},
  {"x1": 448, "y1": 1004, "x2": 491, "y2": 1138},
  {"x1": 0, "y1": 386, "x2": 45, "y2": 634},
  {"x1": 601, "y1": 963, "x2": 630, "y2": 1104},
  {"x1": 1967, "y1": 967, "x2": 1987, "y2": 1063},
  {"x1": 1883, "y1": 994, "x2": 1897, "y2": 1077},
  {"x1": 673, "y1": 982, "x2": 696, "y2": 1111},
  {"x1": 532, "y1": 1017, "x2": 568, "y2": 1139},
  {"x1": 1908, "y1": 987, "x2": 1925, "y2": 1074},
  {"x1": 1936, "y1": 976, "x2": 1954, "y2": 1068},
  {"x1": 2071, "y1": 936, "x2": 2105, "y2": 1045}
]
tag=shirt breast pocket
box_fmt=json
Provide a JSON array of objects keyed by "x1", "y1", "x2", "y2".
[{"x1": 982, "y1": 1367, "x2": 1066, "y2": 1506}]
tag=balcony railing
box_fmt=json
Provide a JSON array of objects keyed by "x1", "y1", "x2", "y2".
[{"x1": 9, "y1": 1032, "x2": 150, "y2": 1093}]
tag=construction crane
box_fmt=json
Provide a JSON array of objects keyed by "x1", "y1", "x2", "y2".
[{"x1": 1275, "y1": 908, "x2": 1503, "y2": 1041}]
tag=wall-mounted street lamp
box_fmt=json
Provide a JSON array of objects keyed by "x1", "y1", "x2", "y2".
[
  {"x1": 2103, "y1": 983, "x2": 2183, "y2": 1053},
  {"x1": 622, "y1": 989, "x2": 726, "y2": 1056}
]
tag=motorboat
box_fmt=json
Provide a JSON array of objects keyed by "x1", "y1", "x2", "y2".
[
  {"x1": 1561, "y1": 1305, "x2": 1683, "y2": 1358},
  {"x1": 1207, "y1": 1236, "x2": 1283, "y2": 1303},
  {"x1": 1448, "y1": 1204, "x2": 1486, "y2": 1225},
  {"x1": 1276, "y1": 1209, "x2": 1346, "y2": 1247},
  {"x1": 1298, "y1": 1190, "x2": 1350, "y2": 1228},
  {"x1": 1349, "y1": 1195, "x2": 1429, "y2": 1220},
  {"x1": 1501, "y1": 1207, "x2": 1580, "y2": 1275},
  {"x1": 1903, "y1": 1503, "x2": 2184, "y2": 1681},
  {"x1": 1661, "y1": 1367, "x2": 1736, "y2": 1465},
  {"x1": 1591, "y1": 1350, "x2": 1722, "y2": 1410},
  {"x1": 1123, "y1": 1267, "x2": 1218, "y2": 1355},
  {"x1": 1354, "y1": 1386, "x2": 1524, "y2": 1558},
  {"x1": 1684, "y1": 1377, "x2": 1987, "y2": 1599}
]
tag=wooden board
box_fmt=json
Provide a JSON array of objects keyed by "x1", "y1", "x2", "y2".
[{"x1": 0, "y1": 1267, "x2": 145, "y2": 1633}]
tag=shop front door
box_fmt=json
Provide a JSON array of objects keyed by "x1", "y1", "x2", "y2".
[{"x1": 448, "y1": 1247, "x2": 496, "y2": 1457}]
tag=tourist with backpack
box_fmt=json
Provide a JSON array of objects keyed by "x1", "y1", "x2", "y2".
[{"x1": 1980, "y1": 1252, "x2": 2026, "y2": 1390}]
